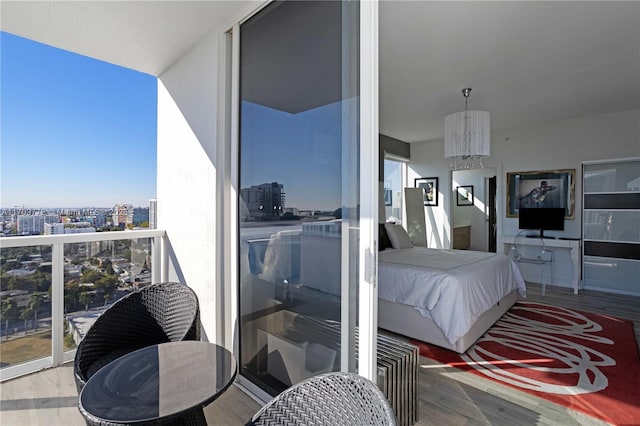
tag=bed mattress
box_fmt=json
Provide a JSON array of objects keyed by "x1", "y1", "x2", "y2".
[{"x1": 378, "y1": 247, "x2": 525, "y2": 344}]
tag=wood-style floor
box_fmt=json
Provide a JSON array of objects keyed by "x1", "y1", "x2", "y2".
[{"x1": 1, "y1": 283, "x2": 638, "y2": 425}]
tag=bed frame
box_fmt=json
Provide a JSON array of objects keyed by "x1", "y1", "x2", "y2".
[{"x1": 378, "y1": 289, "x2": 519, "y2": 353}]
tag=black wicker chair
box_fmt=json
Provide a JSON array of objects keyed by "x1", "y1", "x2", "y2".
[
  {"x1": 247, "y1": 372, "x2": 397, "y2": 426},
  {"x1": 73, "y1": 282, "x2": 200, "y2": 393}
]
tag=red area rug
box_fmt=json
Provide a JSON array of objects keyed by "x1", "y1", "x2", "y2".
[{"x1": 411, "y1": 301, "x2": 640, "y2": 426}]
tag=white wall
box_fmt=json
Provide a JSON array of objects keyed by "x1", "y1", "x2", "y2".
[
  {"x1": 156, "y1": 31, "x2": 221, "y2": 343},
  {"x1": 156, "y1": 2, "x2": 262, "y2": 346},
  {"x1": 410, "y1": 109, "x2": 640, "y2": 249}
]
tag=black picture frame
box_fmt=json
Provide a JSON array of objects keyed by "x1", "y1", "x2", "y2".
[
  {"x1": 506, "y1": 169, "x2": 575, "y2": 218},
  {"x1": 456, "y1": 185, "x2": 474, "y2": 206},
  {"x1": 415, "y1": 177, "x2": 438, "y2": 206}
]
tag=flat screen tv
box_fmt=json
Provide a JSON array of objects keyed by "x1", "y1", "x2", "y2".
[{"x1": 518, "y1": 207, "x2": 565, "y2": 238}]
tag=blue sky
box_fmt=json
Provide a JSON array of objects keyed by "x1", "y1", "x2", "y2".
[
  {"x1": 241, "y1": 100, "x2": 345, "y2": 212},
  {"x1": 1, "y1": 32, "x2": 157, "y2": 208}
]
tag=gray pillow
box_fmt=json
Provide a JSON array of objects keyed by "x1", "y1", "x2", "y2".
[
  {"x1": 384, "y1": 223, "x2": 413, "y2": 249},
  {"x1": 379, "y1": 223, "x2": 392, "y2": 251}
]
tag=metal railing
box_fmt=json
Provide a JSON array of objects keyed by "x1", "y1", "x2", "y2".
[{"x1": 0, "y1": 229, "x2": 166, "y2": 381}]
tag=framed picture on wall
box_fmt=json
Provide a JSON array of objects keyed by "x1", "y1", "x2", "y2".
[
  {"x1": 415, "y1": 177, "x2": 438, "y2": 206},
  {"x1": 456, "y1": 185, "x2": 474, "y2": 206},
  {"x1": 506, "y1": 169, "x2": 575, "y2": 218}
]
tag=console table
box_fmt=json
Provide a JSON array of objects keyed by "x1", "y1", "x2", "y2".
[{"x1": 499, "y1": 236, "x2": 581, "y2": 294}]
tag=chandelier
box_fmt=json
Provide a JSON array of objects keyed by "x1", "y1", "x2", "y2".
[{"x1": 444, "y1": 88, "x2": 490, "y2": 170}]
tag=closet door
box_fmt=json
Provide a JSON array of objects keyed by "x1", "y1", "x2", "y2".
[{"x1": 582, "y1": 158, "x2": 640, "y2": 295}]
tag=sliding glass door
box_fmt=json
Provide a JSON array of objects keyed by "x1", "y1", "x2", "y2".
[{"x1": 236, "y1": 0, "x2": 376, "y2": 396}]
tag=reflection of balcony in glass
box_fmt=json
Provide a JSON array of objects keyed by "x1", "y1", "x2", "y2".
[{"x1": 240, "y1": 182, "x2": 286, "y2": 221}]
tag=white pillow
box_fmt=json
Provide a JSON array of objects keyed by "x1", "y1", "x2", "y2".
[{"x1": 384, "y1": 223, "x2": 413, "y2": 249}]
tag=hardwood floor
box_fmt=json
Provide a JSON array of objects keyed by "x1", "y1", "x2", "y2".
[{"x1": 0, "y1": 283, "x2": 637, "y2": 425}]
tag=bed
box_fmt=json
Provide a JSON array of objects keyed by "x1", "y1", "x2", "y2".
[{"x1": 377, "y1": 224, "x2": 526, "y2": 353}]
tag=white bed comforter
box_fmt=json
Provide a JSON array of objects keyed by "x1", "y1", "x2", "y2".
[{"x1": 378, "y1": 247, "x2": 526, "y2": 344}]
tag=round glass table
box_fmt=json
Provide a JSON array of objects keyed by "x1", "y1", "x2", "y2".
[{"x1": 79, "y1": 341, "x2": 237, "y2": 425}]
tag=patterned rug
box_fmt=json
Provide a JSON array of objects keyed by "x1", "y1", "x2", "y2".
[{"x1": 411, "y1": 301, "x2": 640, "y2": 426}]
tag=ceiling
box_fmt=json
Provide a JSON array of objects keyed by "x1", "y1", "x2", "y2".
[
  {"x1": 379, "y1": 1, "x2": 640, "y2": 142},
  {"x1": 0, "y1": 1, "x2": 254, "y2": 76},
  {"x1": 2, "y1": 1, "x2": 639, "y2": 143}
]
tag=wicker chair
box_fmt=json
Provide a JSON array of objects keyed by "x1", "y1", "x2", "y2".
[
  {"x1": 247, "y1": 372, "x2": 397, "y2": 426},
  {"x1": 73, "y1": 282, "x2": 200, "y2": 393}
]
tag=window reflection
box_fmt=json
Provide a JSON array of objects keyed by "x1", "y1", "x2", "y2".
[{"x1": 238, "y1": 0, "x2": 359, "y2": 396}]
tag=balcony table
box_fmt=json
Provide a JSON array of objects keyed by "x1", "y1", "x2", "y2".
[{"x1": 79, "y1": 341, "x2": 237, "y2": 426}]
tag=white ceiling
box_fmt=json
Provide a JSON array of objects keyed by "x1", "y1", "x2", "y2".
[
  {"x1": 380, "y1": 1, "x2": 640, "y2": 142},
  {"x1": 2, "y1": 1, "x2": 639, "y2": 143},
  {"x1": 0, "y1": 1, "x2": 255, "y2": 76}
]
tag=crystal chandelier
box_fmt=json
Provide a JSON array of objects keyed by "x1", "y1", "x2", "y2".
[{"x1": 444, "y1": 88, "x2": 490, "y2": 170}]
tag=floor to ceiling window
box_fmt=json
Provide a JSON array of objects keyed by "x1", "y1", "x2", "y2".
[
  {"x1": 237, "y1": 0, "x2": 362, "y2": 396},
  {"x1": 383, "y1": 157, "x2": 406, "y2": 224}
]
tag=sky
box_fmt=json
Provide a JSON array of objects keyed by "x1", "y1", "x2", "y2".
[
  {"x1": 1, "y1": 32, "x2": 157, "y2": 208},
  {"x1": 241, "y1": 100, "x2": 347, "y2": 212}
]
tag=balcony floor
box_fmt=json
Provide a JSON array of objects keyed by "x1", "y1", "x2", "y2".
[
  {"x1": 1, "y1": 284, "x2": 637, "y2": 425},
  {"x1": 0, "y1": 363, "x2": 261, "y2": 425}
]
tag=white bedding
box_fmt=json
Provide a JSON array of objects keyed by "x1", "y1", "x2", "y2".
[{"x1": 378, "y1": 247, "x2": 526, "y2": 344}]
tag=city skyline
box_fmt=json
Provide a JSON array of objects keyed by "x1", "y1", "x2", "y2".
[{"x1": 1, "y1": 32, "x2": 157, "y2": 208}]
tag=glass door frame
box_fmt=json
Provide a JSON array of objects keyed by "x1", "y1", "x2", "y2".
[
  {"x1": 358, "y1": 0, "x2": 379, "y2": 381},
  {"x1": 221, "y1": 0, "x2": 379, "y2": 395}
]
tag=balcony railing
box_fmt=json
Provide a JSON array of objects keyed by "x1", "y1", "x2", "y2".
[{"x1": 0, "y1": 229, "x2": 167, "y2": 381}]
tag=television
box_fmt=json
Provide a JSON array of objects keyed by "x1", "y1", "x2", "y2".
[{"x1": 518, "y1": 207, "x2": 565, "y2": 238}]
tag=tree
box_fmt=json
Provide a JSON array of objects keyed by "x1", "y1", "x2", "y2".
[
  {"x1": 29, "y1": 292, "x2": 45, "y2": 331},
  {"x1": 101, "y1": 259, "x2": 114, "y2": 275},
  {"x1": 65, "y1": 284, "x2": 81, "y2": 312},
  {"x1": 79, "y1": 292, "x2": 92, "y2": 311},
  {"x1": 82, "y1": 268, "x2": 103, "y2": 284},
  {"x1": 96, "y1": 276, "x2": 118, "y2": 296},
  {"x1": 21, "y1": 307, "x2": 32, "y2": 333},
  {"x1": 1, "y1": 299, "x2": 19, "y2": 339}
]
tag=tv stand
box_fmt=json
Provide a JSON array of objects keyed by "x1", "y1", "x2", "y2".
[{"x1": 499, "y1": 236, "x2": 581, "y2": 294}]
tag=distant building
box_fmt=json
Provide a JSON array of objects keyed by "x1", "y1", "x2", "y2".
[
  {"x1": 78, "y1": 213, "x2": 107, "y2": 227},
  {"x1": 133, "y1": 207, "x2": 149, "y2": 226},
  {"x1": 240, "y1": 182, "x2": 285, "y2": 221},
  {"x1": 149, "y1": 199, "x2": 157, "y2": 229},
  {"x1": 44, "y1": 223, "x2": 65, "y2": 235},
  {"x1": 112, "y1": 204, "x2": 134, "y2": 227},
  {"x1": 17, "y1": 214, "x2": 60, "y2": 235},
  {"x1": 64, "y1": 222, "x2": 96, "y2": 234},
  {"x1": 88, "y1": 213, "x2": 107, "y2": 227},
  {"x1": 45, "y1": 222, "x2": 95, "y2": 234}
]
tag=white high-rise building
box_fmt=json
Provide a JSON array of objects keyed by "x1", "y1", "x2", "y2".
[
  {"x1": 17, "y1": 214, "x2": 60, "y2": 235},
  {"x1": 149, "y1": 199, "x2": 157, "y2": 229},
  {"x1": 44, "y1": 223, "x2": 65, "y2": 235}
]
